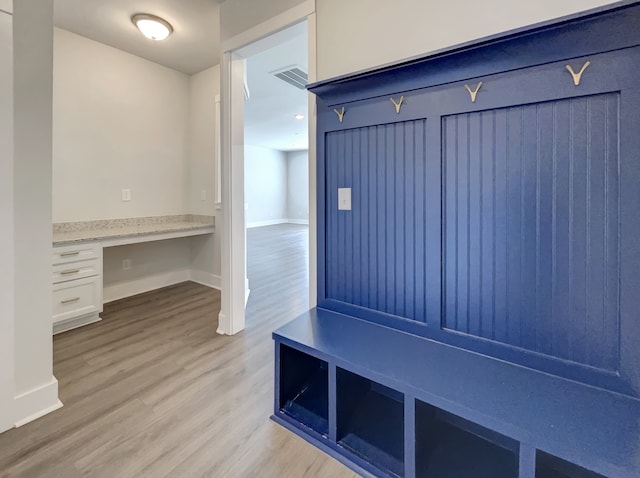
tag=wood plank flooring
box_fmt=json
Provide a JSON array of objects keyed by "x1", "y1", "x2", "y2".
[{"x1": 0, "y1": 224, "x2": 358, "y2": 478}]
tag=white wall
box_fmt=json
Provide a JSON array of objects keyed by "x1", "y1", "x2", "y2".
[
  {"x1": 316, "y1": 0, "x2": 620, "y2": 81},
  {"x1": 103, "y1": 240, "x2": 193, "y2": 302},
  {"x1": 286, "y1": 151, "x2": 308, "y2": 222},
  {"x1": 0, "y1": 5, "x2": 15, "y2": 433},
  {"x1": 188, "y1": 65, "x2": 220, "y2": 215},
  {"x1": 52, "y1": 28, "x2": 190, "y2": 223},
  {"x1": 11, "y1": 0, "x2": 60, "y2": 427},
  {"x1": 189, "y1": 65, "x2": 222, "y2": 283},
  {"x1": 53, "y1": 29, "x2": 222, "y2": 298},
  {"x1": 220, "y1": 0, "x2": 309, "y2": 42},
  {"x1": 245, "y1": 145, "x2": 288, "y2": 227}
]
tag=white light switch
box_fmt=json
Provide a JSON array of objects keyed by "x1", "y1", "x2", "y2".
[
  {"x1": 121, "y1": 189, "x2": 131, "y2": 201},
  {"x1": 200, "y1": 189, "x2": 207, "y2": 201},
  {"x1": 338, "y1": 188, "x2": 351, "y2": 211}
]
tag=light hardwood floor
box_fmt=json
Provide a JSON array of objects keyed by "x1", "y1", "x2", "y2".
[{"x1": 0, "y1": 224, "x2": 358, "y2": 478}]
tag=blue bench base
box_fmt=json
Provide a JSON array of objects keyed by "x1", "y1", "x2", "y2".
[{"x1": 273, "y1": 308, "x2": 639, "y2": 478}]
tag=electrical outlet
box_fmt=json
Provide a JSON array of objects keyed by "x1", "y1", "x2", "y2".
[
  {"x1": 122, "y1": 259, "x2": 132, "y2": 270},
  {"x1": 121, "y1": 189, "x2": 131, "y2": 201},
  {"x1": 200, "y1": 189, "x2": 207, "y2": 201}
]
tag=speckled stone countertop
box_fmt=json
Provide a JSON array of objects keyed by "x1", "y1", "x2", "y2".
[{"x1": 53, "y1": 215, "x2": 215, "y2": 245}]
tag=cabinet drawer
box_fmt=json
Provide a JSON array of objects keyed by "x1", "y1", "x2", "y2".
[
  {"x1": 52, "y1": 242, "x2": 100, "y2": 265},
  {"x1": 52, "y1": 258, "x2": 100, "y2": 284},
  {"x1": 52, "y1": 276, "x2": 100, "y2": 325}
]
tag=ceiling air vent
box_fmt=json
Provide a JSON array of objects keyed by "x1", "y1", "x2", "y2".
[{"x1": 272, "y1": 66, "x2": 308, "y2": 90}]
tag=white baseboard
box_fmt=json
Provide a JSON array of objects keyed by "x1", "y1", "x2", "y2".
[
  {"x1": 53, "y1": 313, "x2": 102, "y2": 335},
  {"x1": 247, "y1": 218, "x2": 309, "y2": 228},
  {"x1": 190, "y1": 270, "x2": 222, "y2": 290},
  {"x1": 216, "y1": 311, "x2": 228, "y2": 335},
  {"x1": 103, "y1": 269, "x2": 191, "y2": 303},
  {"x1": 14, "y1": 377, "x2": 62, "y2": 428},
  {"x1": 104, "y1": 269, "x2": 222, "y2": 303},
  {"x1": 246, "y1": 219, "x2": 289, "y2": 229}
]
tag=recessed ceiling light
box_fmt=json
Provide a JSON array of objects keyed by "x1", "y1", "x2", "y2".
[
  {"x1": 132, "y1": 14, "x2": 173, "y2": 41},
  {"x1": 295, "y1": 114, "x2": 305, "y2": 120}
]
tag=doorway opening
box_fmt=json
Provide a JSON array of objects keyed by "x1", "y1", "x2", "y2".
[
  {"x1": 218, "y1": 3, "x2": 317, "y2": 335},
  {"x1": 240, "y1": 22, "x2": 310, "y2": 326}
]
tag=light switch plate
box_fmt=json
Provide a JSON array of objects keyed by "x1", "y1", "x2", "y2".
[
  {"x1": 338, "y1": 188, "x2": 352, "y2": 210},
  {"x1": 121, "y1": 189, "x2": 131, "y2": 201}
]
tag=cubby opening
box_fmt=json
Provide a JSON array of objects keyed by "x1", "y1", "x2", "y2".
[
  {"x1": 336, "y1": 368, "x2": 404, "y2": 478},
  {"x1": 415, "y1": 399, "x2": 518, "y2": 478},
  {"x1": 536, "y1": 451, "x2": 606, "y2": 478},
  {"x1": 279, "y1": 345, "x2": 329, "y2": 436}
]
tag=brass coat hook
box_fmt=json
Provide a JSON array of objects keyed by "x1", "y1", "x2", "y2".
[
  {"x1": 390, "y1": 96, "x2": 404, "y2": 114},
  {"x1": 464, "y1": 82, "x2": 482, "y2": 103},
  {"x1": 566, "y1": 61, "x2": 591, "y2": 86},
  {"x1": 334, "y1": 107, "x2": 345, "y2": 123}
]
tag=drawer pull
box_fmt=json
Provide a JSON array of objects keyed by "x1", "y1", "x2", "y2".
[
  {"x1": 60, "y1": 251, "x2": 80, "y2": 257},
  {"x1": 61, "y1": 297, "x2": 80, "y2": 304},
  {"x1": 60, "y1": 269, "x2": 80, "y2": 275}
]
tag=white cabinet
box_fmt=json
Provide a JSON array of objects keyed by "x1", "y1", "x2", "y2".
[
  {"x1": 52, "y1": 277, "x2": 101, "y2": 324},
  {"x1": 52, "y1": 242, "x2": 103, "y2": 334},
  {"x1": 52, "y1": 258, "x2": 100, "y2": 283},
  {"x1": 52, "y1": 242, "x2": 100, "y2": 265}
]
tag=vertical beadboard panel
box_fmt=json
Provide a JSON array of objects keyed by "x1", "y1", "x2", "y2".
[
  {"x1": 325, "y1": 119, "x2": 428, "y2": 322},
  {"x1": 442, "y1": 93, "x2": 620, "y2": 372},
  {"x1": 535, "y1": 102, "x2": 555, "y2": 357},
  {"x1": 325, "y1": 130, "x2": 339, "y2": 301}
]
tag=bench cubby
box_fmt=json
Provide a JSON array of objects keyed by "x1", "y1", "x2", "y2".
[
  {"x1": 415, "y1": 400, "x2": 518, "y2": 478},
  {"x1": 337, "y1": 369, "x2": 404, "y2": 477},
  {"x1": 278, "y1": 344, "x2": 329, "y2": 436},
  {"x1": 536, "y1": 451, "x2": 606, "y2": 478}
]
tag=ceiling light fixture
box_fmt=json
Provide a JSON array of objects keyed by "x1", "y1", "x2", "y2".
[
  {"x1": 132, "y1": 14, "x2": 173, "y2": 41},
  {"x1": 295, "y1": 114, "x2": 305, "y2": 120}
]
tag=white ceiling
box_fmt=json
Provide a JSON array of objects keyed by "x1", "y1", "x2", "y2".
[
  {"x1": 54, "y1": 0, "x2": 222, "y2": 75},
  {"x1": 242, "y1": 22, "x2": 309, "y2": 152},
  {"x1": 54, "y1": 0, "x2": 308, "y2": 152}
]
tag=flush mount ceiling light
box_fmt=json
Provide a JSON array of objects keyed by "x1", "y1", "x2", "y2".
[
  {"x1": 295, "y1": 114, "x2": 305, "y2": 120},
  {"x1": 132, "y1": 14, "x2": 173, "y2": 41}
]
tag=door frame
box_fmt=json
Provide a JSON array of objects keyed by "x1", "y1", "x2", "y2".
[{"x1": 217, "y1": 0, "x2": 317, "y2": 335}]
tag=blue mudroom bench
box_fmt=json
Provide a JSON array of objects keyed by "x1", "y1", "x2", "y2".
[{"x1": 273, "y1": 2, "x2": 640, "y2": 477}]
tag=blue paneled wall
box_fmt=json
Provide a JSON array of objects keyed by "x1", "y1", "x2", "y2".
[
  {"x1": 442, "y1": 94, "x2": 620, "y2": 372},
  {"x1": 325, "y1": 121, "x2": 429, "y2": 322},
  {"x1": 313, "y1": 6, "x2": 640, "y2": 397}
]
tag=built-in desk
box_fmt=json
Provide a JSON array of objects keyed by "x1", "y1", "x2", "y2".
[{"x1": 51, "y1": 215, "x2": 214, "y2": 334}]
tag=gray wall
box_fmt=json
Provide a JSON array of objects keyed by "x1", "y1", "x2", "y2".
[
  {"x1": 245, "y1": 144, "x2": 288, "y2": 226},
  {"x1": 287, "y1": 151, "x2": 309, "y2": 222},
  {"x1": 244, "y1": 146, "x2": 309, "y2": 227}
]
